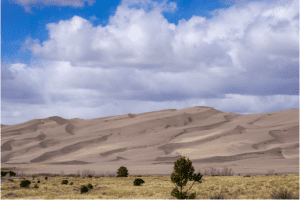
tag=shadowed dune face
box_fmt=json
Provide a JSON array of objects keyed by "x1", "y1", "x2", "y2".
[{"x1": 1, "y1": 106, "x2": 299, "y2": 176}]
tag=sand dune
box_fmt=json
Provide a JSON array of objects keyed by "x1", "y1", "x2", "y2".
[{"x1": 1, "y1": 106, "x2": 299, "y2": 176}]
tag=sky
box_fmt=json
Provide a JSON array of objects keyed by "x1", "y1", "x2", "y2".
[{"x1": 1, "y1": 0, "x2": 299, "y2": 126}]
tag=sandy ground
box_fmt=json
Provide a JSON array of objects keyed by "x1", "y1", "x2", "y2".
[{"x1": 1, "y1": 106, "x2": 299, "y2": 177}]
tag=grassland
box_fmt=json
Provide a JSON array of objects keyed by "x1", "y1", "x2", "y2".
[{"x1": 1, "y1": 166, "x2": 299, "y2": 199}]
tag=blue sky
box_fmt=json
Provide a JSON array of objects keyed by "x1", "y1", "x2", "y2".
[{"x1": 1, "y1": 0, "x2": 299, "y2": 126}]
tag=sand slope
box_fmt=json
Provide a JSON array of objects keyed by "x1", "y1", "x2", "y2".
[{"x1": 1, "y1": 106, "x2": 299, "y2": 176}]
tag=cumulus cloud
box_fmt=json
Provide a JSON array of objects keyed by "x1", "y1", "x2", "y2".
[{"x1": 1, "y1": 0, "x2": 298, "y2": 125}]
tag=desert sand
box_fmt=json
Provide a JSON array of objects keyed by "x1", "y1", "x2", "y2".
[{"x1": 1, "y1": 106, "x2": 299, "y2": 177}]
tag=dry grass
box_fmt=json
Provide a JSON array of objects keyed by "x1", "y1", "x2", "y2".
[{"x1": 1, "y1": 167, "x2": 299, "y2": 199}]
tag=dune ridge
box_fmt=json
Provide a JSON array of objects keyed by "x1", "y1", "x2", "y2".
[{"x1": 1, "y1": 106, "x2": 299, "y2": 176}]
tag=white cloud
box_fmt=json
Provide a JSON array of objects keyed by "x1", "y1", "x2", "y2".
[
  {"x1": 1, "y1": 0, "x2": 298, "y2": 125},
  {"x1": 10, "y1": 0, "x2": 96, "y2": 13}
]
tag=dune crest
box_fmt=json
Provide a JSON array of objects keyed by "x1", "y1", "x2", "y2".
[{"x1": 1, "y1": 106, "x2": 299, "y2": 176}]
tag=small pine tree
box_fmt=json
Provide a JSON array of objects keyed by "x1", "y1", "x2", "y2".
[
  {"x1": 170, "y1": 156, "x2": 203, "y2": 199},
  {"x1": 9, "y1": 171, "x2": 16, "y2": 177},
  {"x1": 117, "y1": 166, "x2": 129, "y2": 177}
]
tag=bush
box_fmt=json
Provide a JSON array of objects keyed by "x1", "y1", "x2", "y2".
[
  {"x1": 88, "y1": 174, "x2": 93, "y2": 178},
  {"x1": 137, "y1": 175, "x2": 142, "y2": 177},
  {"x1": 70, "y1": 182, "x2": 74, "y2": 185},
  {"x1": 1, "y1": 171, "x2": 7, "y2": 177},
  {"x1": 170, "y1": 156, "x2": 203, "y2": 199},
  {"x1": 87, "y1": 183, "x2": 93, "y2": 189},
  {"x1": 80, "y1": 185, "x2": 89, "y2": 194},
  {"x1": 269, "y1": 187, "x2": 299, "y2": 199},
  {"x1": 133, "y1": 178, "x2": 145, "y2": 186},
  {"x1": 45, "y1": 176, "x2": 48, "y2": 180},
  {"x1": 37, "y1": 179, "x2": 40, "y2": 183},
  {"x1": 1, "y1": 171, "x2": 16, "y2": 177},
  {"x1": 61, "y1": 180, "x2": 69, "y2": 185},
  {"x1": 34, "y1": 184, "x2": 39, "y2": 188},
  {"x1": 117, "y1": 166, "x2": 129, "y2": 177},
  {"x1": 20, "y1": 180, "x2": 31, "y2": 188},
  {"x1": 8, "y1": 179, "x2": 14, "y2": 182}
]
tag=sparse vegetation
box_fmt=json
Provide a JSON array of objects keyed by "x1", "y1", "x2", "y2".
[{"x1": 1, "y1": 167, "x2": 298, "y2": 199}]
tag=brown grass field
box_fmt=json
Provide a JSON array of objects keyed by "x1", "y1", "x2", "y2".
[{"x1": 1, "y1": 166, "x2": 299, "y2": 199}]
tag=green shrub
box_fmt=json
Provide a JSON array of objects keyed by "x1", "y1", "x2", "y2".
[
  {"x1": 133, "y1": 178, "x2": 145, "y2": 186},
  {"x1": 70, "y1": 182, "x2": 74, "y2": 185},
  {"x1": 80, "y1": 185, "x2": 89, "y2": 194},
  {"x1": 170, "y1": 156, "x2": 203, "y2": 199},
  {"x1": 87, "y1": 183, "x2": 93, "y2": 189},
  {"x1": 117, "y1": 166, "x2": 129, "y2": 177},
  {"x1": 61, "y1": 180, "x2": 68, "y2": 185},
  {"x1": 1, "y1": 171, "x2": 7, "y2": 177},
  {"x1": 88, "y1": 174, "x2": 93, "y2": 178},
  {"x1": 34, "y1": 184, "x2": 39, "y2": 188},
  {"x1": 20, "y1": 180, "x2": 31, "y2": 188},
  {"x1": 45, "y1": 176, "x2": 48, "y2": 180},
  {"x1": 1, "y1": 170, "x2": 16, "y2": 177},
  {"x1": 37, "y1": 179, "x2": 40, "y2": 183}
]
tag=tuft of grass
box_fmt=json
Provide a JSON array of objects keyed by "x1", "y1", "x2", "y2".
[{"x1": 269, "y1": 187, "x2": 299, "y2": 199}]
